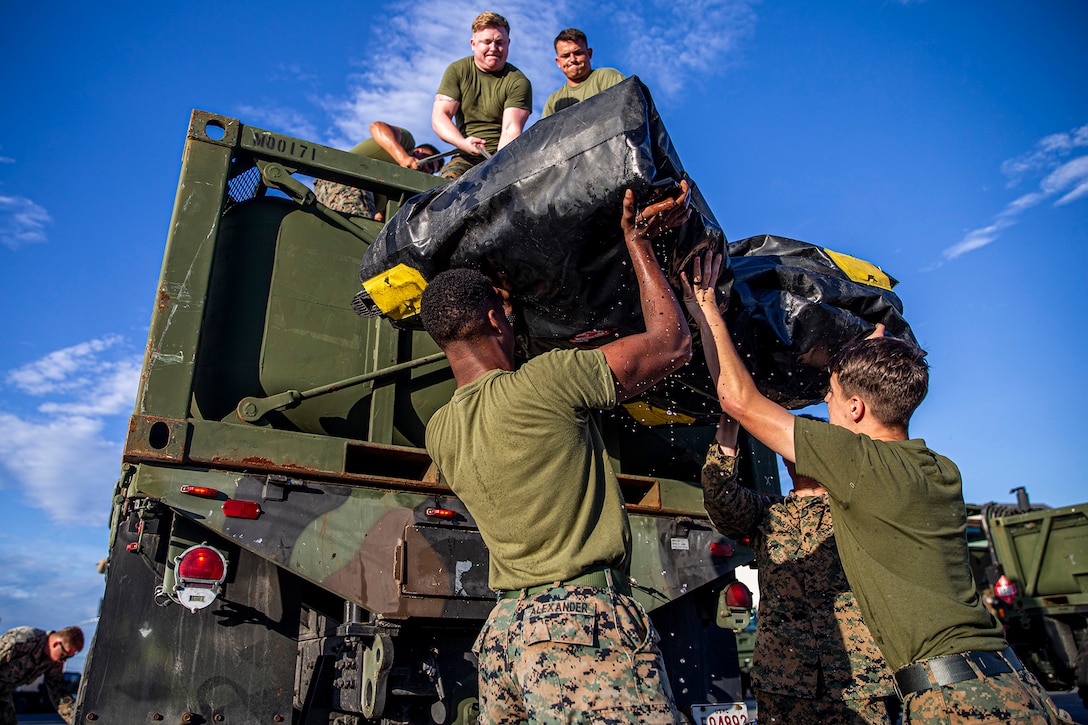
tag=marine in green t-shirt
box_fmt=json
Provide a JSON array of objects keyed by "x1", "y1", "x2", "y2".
[
  {"x1": 418, "y1": 188, "x2": 692, "y2": 722},
  {"x1": 542, "y1": 28, "x2": 625, "y2": 118},
  {"x1": 431, "y1": 12, "x2": 532, "y2": 179},
  {"x1": 312, "y1": 121, "x2": 440, "y2": 220},
  {"x1": 682, "y1": 248, "x2": 1067, "y2": 723}
]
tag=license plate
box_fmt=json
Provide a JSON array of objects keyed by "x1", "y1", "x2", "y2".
[{"x1": 691, "y1": 702, "x2": 750, "y2": 725}]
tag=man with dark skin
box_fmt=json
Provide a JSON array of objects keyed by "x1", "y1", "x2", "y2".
[{"x1": 421, "y1": 184, "x2": 691, "y2": 722}]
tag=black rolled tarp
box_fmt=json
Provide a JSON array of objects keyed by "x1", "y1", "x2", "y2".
[
  {"x1": 354, "y1": 76, "x2": 724, "y2": 347},
  {"x1": 722, "y1": 234, "x2": 916, "y2": 410},
  {"x1": 353, "y1": 76, "x2": 915, "y2": 419}
]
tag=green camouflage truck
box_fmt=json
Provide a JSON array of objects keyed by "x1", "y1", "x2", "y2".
[
  {"x1": 966, "y1": 488, "x2": 1088, "y2": 708},
  {"x1": 75, "y1": 111, "x2": 768, "y2": 725}
]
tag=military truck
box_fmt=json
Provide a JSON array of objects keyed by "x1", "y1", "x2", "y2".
[
  {"x1": 966, "y1": 488, "x2": 1088, "y2": 707},
  {"x1": 75, "y1": 111, "x2": 773, "y2": 725}
]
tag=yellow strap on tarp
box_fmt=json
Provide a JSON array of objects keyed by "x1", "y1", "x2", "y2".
[
  {"x1": 623, "y1": 401, "x2": 697, "y2": 426},
  {"x1": 361, "y1": 264, "x2": 428, "y2": 320},
  {"x1": 823, "y1": 248, "x2": 894, "y2": 291}
]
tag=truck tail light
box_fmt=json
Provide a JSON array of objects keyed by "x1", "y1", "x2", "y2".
[
  {"x1": 993, "y1": 575, "x2": 1017, "y2": 606},
  {"x1": 724, "y1": 581, "x2": 753, "y2": 609},
  {"x1": 709, "y1": 541, "x2": 734, "y2": 558},
  {"x1": 174, "y1": 544, "x2": 228, "y2": 612},
  {"x1": 222, "y1": 500, "x2": 261, "y2": 519},
  {"x1": 180, "y1": 485, "x2": 220, "y2": 499}
]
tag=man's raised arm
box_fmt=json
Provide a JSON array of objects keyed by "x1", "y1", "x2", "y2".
[
  {"x1": 599, "y1": 187, "x2": 693, "y2": 402},
  {"x1": 688, "y1": 251, "x2": 798, "y2": 461}
]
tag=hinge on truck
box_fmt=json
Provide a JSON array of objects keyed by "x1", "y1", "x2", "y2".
[
  {"x1": 262, "y1": 474, "x2": 303, "y2": 502},
  {"x1": 256, "y1": 160, "x2": 373, "y2": 244},
  {"x1": 333, "y1": 624, "x2": 395, "y2": 720}
]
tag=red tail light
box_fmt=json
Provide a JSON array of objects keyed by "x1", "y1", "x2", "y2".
[
  {"x1": 180, "y1": 485, "x2": 220, "y2": 499},
  {"x1": 709, "y1": 541, "x2": 734, "y2": 558},
  {"x1": 174, "y1": 544, "x2": 228, "y2": 613},
  {"x1": 994, "y1": 575, "x2": 1017, "y2": 606},
  {"x1": 176, "y1": 545, "x2": 227, "y2": 584},
  {"x1": 425, "y1": 507, "x2": 458, "y2": 520},
  {"x1": 222, "y1": 500, "x2": 262, "y2": 519},
  {"x1": 725, "y1": 581, "x2": 753, "y2": 608}
]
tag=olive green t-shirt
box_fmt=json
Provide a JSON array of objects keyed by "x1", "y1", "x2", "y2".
[
  {"x1": 348, "y1": 127, "x2": 415, "y2": 164},
  {"x1": 425, "y1": 348, "x2": 630, "y2": 591},
  {"x1": 344, "y1": 127, "x2": 415, "y2": 217},
  {"x1": 436, "y1": 56, "x2": 532, "y2": 155},
  {"x1": 794, "y1": 417, "x2": 1005, "y2": 671},
  {"x1": 542, "y1": 67, "x2": 626, "y2": 118}
]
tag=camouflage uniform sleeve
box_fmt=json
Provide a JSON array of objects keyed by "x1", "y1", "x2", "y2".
[
  {"x1": 44, "y1": 664, "x2": 76, "y2": 722},
  {"x1": 54, "y1": 692, "x2": 76, "y2": 724},
  {"x1": 701, "y1": 443, "x2": 769, "y2": 539},
  {"x1": 0, "y1": 630, "x2": 17, "y2": 666}
]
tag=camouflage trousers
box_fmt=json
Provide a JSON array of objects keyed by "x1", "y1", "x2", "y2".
[
  {"x1": 473, "y1": 585, "x2": 681, "y2": 724},
  {"x1": 755, "y1": 690, "x2": 892, "y2": 724},
  {"x1": 439, "y1": 154, "x2": 482, "y2": 180},
  {"x1": 312, "y1": 178, "x2": 376, "y2": 218},
  {"x1": 902, "y1": 667, "x2": 1074, "y2": 724},
  {"x1": 0, "y1": 691, "x2": 15, "y2": 725}
]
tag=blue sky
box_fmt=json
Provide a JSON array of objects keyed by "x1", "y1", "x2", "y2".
[{"x1": 1, "y1": 0, "x2": 1085, "y2": 671}]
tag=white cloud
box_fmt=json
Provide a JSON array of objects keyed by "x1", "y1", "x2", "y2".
[
  {"x1": 1041, "y1": 155, "x2": 1088, "y2": 199},
  {"x1": 0, "y1": 413, "x2": 120, "y2": 526},
  {"x1": 0, "y1": 337, "x2": 140, "y2": 526},
  {"x1": 1056, "y1": 180, "x2": 1088, "y2": 206},
  {"x1": 998, "y1": 124, "x2": 1088, "y2": 187},
  {"x1": 8, "y1": 335, "x2": 125, "y2": 396},
  {"x1": 0, "y1": 534, "x2": 105, "y2": 666},
  {"x1": 38, "y1": 356, "x2": 142, "y2": 417},
  {"x1": 234, "y1": 104, "x2": 320, "y2": 141},
  {"x1": 0, "y1": 194, "x2": 51, "y2": 250},
  {"x1": 322, "y1": 0, "x2": 567, "y2": 149},
  {"x1": 215, "y1": 1, "x2": 761, "y2": 152},
  {"x1": 611, "y1": 0, "x2": 760, "y2": 96},
  {"x1": 321, "y1": 0, "x2": 757, "y2": 149},
  {"x1": 0, "y1": 156, "x2": 14, "y2": 164},
  {"x1": 944, "y1": 123, "x2": 1088, "y2": 261}
]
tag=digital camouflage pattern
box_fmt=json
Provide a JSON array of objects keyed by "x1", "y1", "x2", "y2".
[
  {"x1": 701, "y1": 444, "x2": 894, "y2": 718},
  {"x1": 757, "y1": 691, "x2": 893, "y2": 725},
  {"x1": 903, "y1": 666, "x2": 1074, "y2": 724},
  {"x1": 439, "y1": 154, "x2": 481, "y2": 180},
  {"x1": 313, "y1": 178, "x2": 377, "y2": 218},
  {"x1": 473, "y1": 584, "x2": 680, "y2": 724},
  {"x1": 0, "y1": 628, "x2": 75, "y2": 725}
]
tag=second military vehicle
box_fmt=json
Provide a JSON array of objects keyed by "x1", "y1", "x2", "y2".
[{"x1": 967, "y1": 488, "x2": 1088, "y2": 707}]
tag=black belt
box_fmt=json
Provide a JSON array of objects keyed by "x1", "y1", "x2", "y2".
[
  {"x1": 894, "y1": 646, "x2": 1024, "y2": 698},
  {"x1": 499, "y1": 567, "x2": 630, "y2": 600}
]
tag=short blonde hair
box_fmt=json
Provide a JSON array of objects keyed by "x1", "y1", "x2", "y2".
[{"x1": 472, "y1": 11, "x2": 509, "y2": 34}]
